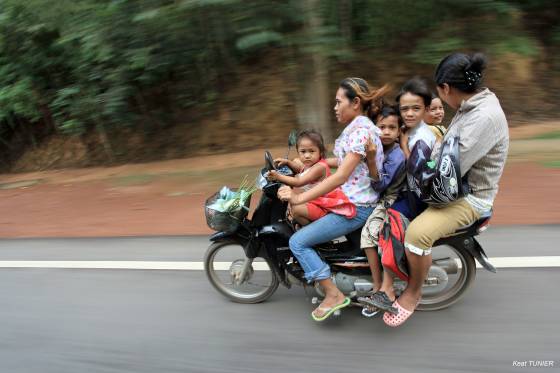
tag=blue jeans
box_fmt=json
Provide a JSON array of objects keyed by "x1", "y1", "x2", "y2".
[{"x1": 289, "y1": 206, "x2": 374, "y2": 282}]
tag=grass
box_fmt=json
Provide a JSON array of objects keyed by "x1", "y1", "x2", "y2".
[
  {"x1": 531, "y1": 131, "x2": 560, "y2": 140},
  {"x1": 0, "y1": 179, "x2": 42, "y2": 190},
  {"x1": 110, "y1": 174, "x2": 156, "y2": 186},
  {"x1": 541, "y1": 160, "x2": 560, "y2": 168},
  {"x1": 106, "y1": 165, "x2": 258, "y2": 188}
]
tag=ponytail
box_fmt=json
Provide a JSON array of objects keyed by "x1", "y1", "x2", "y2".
[{"x1": 339, "y1": 77, "x2": 390, "y2": 121}]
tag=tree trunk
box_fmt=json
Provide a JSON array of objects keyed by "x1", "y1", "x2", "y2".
[
  {"x1": 339, "y1": 0, "x2": 352, "y2": 42},
  {"x1": 12, "y1": 115, "x2": 37, "y2": 149},
  {"x1": 135, "y1": 91, "x2": 162, "y2": 134},
  {"x1": 32, "y1": 88, "x2": 57, "y2": 134},
  {"x1": 296, "y1": 0, "x2": 333, "y2": 144},
  {"x1": 96, "y1": 123, "x2": 114, "y2": 162},
  {"x1": 20, "y1": 118, "x2": 37, "y2": 149}
]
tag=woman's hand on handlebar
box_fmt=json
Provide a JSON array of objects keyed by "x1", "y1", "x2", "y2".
[{"x1": 278, "y1": 185, "x2": 302, "y2": 205}]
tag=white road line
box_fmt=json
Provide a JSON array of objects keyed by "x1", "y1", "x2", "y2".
[
  {"x1": 476, "y1": 256, "x2": 560, "y2": 269},
  {"x1": 0, "y1": 257, "x2": 559, "y2": 270},
  {"x1": 0, "y1": 261, "x2": 269, "y2": 270}
]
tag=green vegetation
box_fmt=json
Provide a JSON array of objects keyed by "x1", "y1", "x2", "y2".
[
  {"x1": 531, "y1": 131, "x2": 560, "y2": 140},
  {"x1": 542, "y1": 160, "x2": 560, "y2": 169},
  {"x1": 0, "y1": 0, "x2": 558, "y2": 171}
]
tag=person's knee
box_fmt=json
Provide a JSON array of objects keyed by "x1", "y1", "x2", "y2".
[
  {"x1": 405, "y1": 220, "x2": 433, "y2": 252},
  {"x1": 289, "y1": 232, "x2": 305, "y2": 254},
  {"x1": 291, "y1": 204, "x2": 306, "y2": 218}
]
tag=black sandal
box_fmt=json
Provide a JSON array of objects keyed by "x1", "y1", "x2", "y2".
[{"x1": 360, "y1": 291, "x2": 398, "y2": 315}]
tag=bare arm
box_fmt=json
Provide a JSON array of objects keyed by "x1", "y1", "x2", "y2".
[
  {"x1": 325, "y1": 157, "x2": 338, "y2": 168},
  {"x1": 365, "y1": 139, "x2": 379, "y2": 182},
  {"x1": 274, "y1": 158, "x2": 304, "y2": 173},
  {"x1": 400, "y1": 132, "x2": 411, "y2": 159},
  {"x1": 267, "y1": 163, "x2": 326, "y2": 187},
  {"x1": 278, "y1": 153, "x2": 362, "y2": 205}
]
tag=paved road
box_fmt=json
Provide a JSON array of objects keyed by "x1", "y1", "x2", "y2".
[{"x1": 0, "y1": 226, "x2": 559, "y2": 373}]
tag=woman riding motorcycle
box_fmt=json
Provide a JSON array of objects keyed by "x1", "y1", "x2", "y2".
[{"x1": 384, "y1": 52, "x2": 510, "y2": 327}]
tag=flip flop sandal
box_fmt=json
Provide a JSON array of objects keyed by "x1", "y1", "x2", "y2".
[
  {"x1": 371, "y1": 291, "x2": 398, "y2": 314},
  {"x1": 383, "y1": 300, "x2": 416, "y2": 327},
  {"x1": 311, "y1": 297, "x2": 351, "y2": 322}
]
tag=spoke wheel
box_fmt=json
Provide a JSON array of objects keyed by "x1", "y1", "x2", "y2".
[
  {"x1": 204, "y1": 240, "x2": 279, "y2": 304},
  {"x1": 417, "y1": 244, "x2": 476, "y2": 311}
]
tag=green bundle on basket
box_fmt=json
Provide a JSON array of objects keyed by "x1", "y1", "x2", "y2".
[{"x1": 204, "y1": 176, "x2": 257, "y2": 233}]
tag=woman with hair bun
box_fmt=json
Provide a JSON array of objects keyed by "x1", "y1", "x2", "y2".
[{"x1": 384, "y1": 53, "x2": 510, "y2": 327}]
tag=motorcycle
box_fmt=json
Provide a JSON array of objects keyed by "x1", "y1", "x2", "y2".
[{"x1": 203, "y1": 141, "x2": 496, "y2": 315}]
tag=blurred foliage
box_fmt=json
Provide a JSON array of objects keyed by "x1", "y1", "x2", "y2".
[
  {"x1": 0, "y1": 0, "x2": 558, "y2": 168},
  {"x1": 532, "y1": 131, "x2": 560, "y2": 140}
]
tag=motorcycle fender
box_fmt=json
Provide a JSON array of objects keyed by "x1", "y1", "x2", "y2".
[
  {"x1": 208, "y1": 232, "x2": 258, "y2": 259},
  {"x1": 209, "y1": 231, "x2": 237, "y2": 242},
  {"x1": 467, "y1": 237, "x2": 497, "y2": 273}
]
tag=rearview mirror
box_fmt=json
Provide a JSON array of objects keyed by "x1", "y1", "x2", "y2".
[{"x1": 288, "y1": 130, "x2": 298, "y2": 148}]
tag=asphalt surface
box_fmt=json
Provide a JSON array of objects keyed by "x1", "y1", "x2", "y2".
[{"x1": 0, "y1": 226, "x2": 559, "y2": 373}]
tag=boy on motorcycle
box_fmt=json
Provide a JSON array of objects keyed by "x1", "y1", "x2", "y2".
[{"x1": 359, "y1": 105, "x2": 406, "y2": 304}]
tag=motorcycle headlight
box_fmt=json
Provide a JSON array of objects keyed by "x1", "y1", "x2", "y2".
[{"x1": 256, "y1": 171, "x2": 268, "y2": 190}]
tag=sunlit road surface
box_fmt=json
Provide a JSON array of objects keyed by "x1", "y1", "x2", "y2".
[{"x1": 0, "y1": 226, "x2": 559, "y2": 373}]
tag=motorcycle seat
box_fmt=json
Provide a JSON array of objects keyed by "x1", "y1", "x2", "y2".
[
  {"x1": 345, "y1": 228, "x2": 363, "y2": 250},
  {"x1": 452, "y1": 210, "x2": 492, "y2": 235}
]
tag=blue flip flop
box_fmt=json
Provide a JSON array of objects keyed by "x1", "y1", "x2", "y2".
[{"x1": 311, "y1": 297, "x2": 351, "y2": 322}]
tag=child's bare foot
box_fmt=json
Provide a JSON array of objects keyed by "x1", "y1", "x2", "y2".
[
  {"x1": 395, "y1": 290, "x2": 421, "y2": 313},
  {"x1": 380, "y1": 287, "x2": 396, "y2": 302}
]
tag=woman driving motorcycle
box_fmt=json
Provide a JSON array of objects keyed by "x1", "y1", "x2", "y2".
[
  {"x1": 383, "y1": 52, "x2": 510, "y2": 327},
  {"x1": 277, "y1": 77, "x2": 388, "y2": 321}
]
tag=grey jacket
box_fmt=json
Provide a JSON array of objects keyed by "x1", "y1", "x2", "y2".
[{"x1": 436, "y1": 88, "x2": 509, "y2": 208}]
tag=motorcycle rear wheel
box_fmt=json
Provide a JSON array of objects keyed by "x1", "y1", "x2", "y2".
[
  {"x1": 416, "y1": 244, "x2": 476, "y2": 311},
  {"x1": 204, "y1": 239, "x2": 279, "y2": 304}
]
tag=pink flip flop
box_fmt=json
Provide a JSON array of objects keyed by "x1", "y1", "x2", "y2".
[{"x1": 383, "y1": 300, "x2": 415, "y2": 327}]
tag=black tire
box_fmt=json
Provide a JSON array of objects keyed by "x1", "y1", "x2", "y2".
[
  {"x1": 204, "y1": 239, "x2": 279, "y2": 304},
  {"x1": 417, "y1": 245, "x2": 476, "y2": 311}
]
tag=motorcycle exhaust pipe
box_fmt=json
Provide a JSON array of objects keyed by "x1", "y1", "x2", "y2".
[{"x1": 433, "y1": 258, "x2": 458, "y2": 275}]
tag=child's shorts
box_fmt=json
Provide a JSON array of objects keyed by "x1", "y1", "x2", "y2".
[
  {"x1": 306, "y1": 202, "x2": 329, "y2": 221},
  {"x1": 360, "y1": 203, "x2": 387, "y2": 249},
  {"x1": 360, "y1": 192, "x2": 400, "y2": 249}
]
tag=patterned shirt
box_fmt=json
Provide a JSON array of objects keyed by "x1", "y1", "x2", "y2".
[
  {"x1": 334, "y1": 115, "x2": 384, "y2": 207},
  {"x1": 406, "y1": 121, "x2": 437, "y2": 195},
  {"x1": 409, "y1": 121, "x2": 437, "y2": 151}
]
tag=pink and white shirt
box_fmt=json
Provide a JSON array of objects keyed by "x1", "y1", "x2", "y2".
[{"x1": 333, "y1": 115, "x2": 384, "y2": 207}]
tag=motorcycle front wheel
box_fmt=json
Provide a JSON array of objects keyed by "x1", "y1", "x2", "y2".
[{"x1": 204, "y1": 239, "x2": 279, "y2": 304}]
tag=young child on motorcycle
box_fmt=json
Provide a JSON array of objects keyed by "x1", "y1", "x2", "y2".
[
  {"x1": 362, "y1": 79, "x2": 438, "y2": 314},
  {"x1": 360, "y1": 105, "x2": 406, "y2": 303},
  {"x1": 266, "y1": 129, "x2": 356, "y2": 226},
  {"x1": 391, "y1": 78, "x2": 437, "y2": 220},
  {"x1": 425, "y1": 93, "x2": 446, "y2": 141}
]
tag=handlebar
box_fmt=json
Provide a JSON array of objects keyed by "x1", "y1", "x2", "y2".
[
  {"x1": 264, "y1": 151, "x2": 276, "y2": 171},
  {"x1": 260, "y1": 151, "x2": 294, "y2": 198}
]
